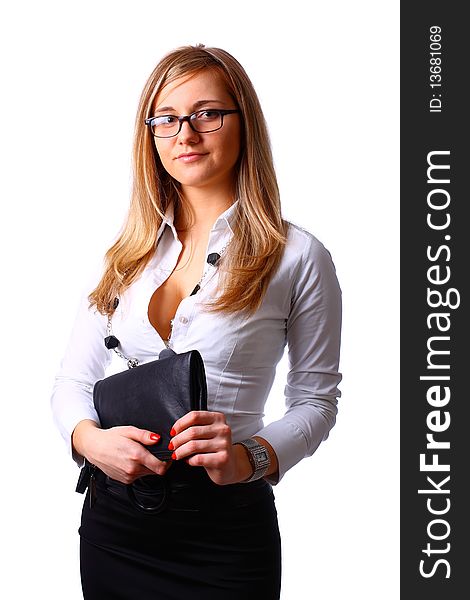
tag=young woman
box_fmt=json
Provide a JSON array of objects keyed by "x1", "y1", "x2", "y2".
[{"x1": 51, "y1": 44, "x2": 342, "y2": 600}]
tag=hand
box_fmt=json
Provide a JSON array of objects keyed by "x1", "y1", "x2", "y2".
[
  {"x1": 72, "y1": 420, "x2": 172, "y2": 484},
  {"x1": 169, "y1": 411, "x2": 253, "y2": 485}
]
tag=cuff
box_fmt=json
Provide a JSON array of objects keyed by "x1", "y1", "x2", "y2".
[{"x1": 255, "y1": 420, "x2": 309, "y2": 484}]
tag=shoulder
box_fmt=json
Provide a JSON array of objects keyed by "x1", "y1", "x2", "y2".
[
  {"x1": 283, "y1": 222, "x2": 342, "y2": 306},
  {"x1": 284, "y1": 221, "x2": 336, "y2": 269}
]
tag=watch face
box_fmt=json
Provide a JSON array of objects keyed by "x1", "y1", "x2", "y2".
[
  {"x1": 252, "y1": 445, "x2": 270, "y2": 469},
  {"x1": 238, "y1": 439, "x2": 270, "y2": 482}
]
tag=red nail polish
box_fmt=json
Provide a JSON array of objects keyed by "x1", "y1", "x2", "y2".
[
  {"x1": 171, "y1": 452, "x2": 177, "y2": 460},
  {"x1": 150, "y1": 433, "x2": 160, "y2": 442},
  {"x1": 170, "y1": 428, "x2": 176, "y2": 436},
  {"x1": 168, "y1": 441, "x2": 174, "y2": 450}
]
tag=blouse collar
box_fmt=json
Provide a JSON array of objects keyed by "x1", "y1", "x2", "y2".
[{"x1": 156, "y1": 200, "x2": 239, "y2": 243}]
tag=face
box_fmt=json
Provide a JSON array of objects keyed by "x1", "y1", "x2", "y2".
[{"x1": 152, "y1": 70, "x2": 241, "y2": 195}]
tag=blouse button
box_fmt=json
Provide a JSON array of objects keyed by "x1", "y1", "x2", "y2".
[{"x1": 179, "y1": 316, "x2": 189, "y2": 324}]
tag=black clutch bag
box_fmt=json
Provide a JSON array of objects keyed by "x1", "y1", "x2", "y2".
[
  {"x1": 75, "y1": 347, "x2": 208, "y2": 512},
  {"x1": 93, "y1": 347, "x2": 207, "y2": 460}
]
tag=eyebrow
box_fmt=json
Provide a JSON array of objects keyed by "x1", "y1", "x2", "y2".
[{"x1": 154, "y1": 99, "x2": 226, "y2": 113}]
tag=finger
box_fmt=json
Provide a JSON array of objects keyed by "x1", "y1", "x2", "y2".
[
  {"x1": 129, "y1": 464, "x2": 170, "y2": 480},
  {"x1": 185, "y1": 449, "x2": 230, "y2": 470},
  {"x1": 171, "y1": 411, "x2": 225, "y2": 436},
  {"x1": 112, "y1": 438, "x2": 167, "y2": 479},
  {"x1": 111, "y1": 461, "x2": 170, "y2": 484},
  {"x1": 117, "y1": 426, "x2": 161, "y2": 446},
  {"x1": 170, "y1": 424, "x2": 219, "y2": 451},
  {"x1": 117, "y1": 454, "x2": 171, "y2": 482},
  {"x1": 172, "y1": 436, "x2": 231, "y2": 461},
  {"x1": 170, "y1": 422, "x2": 231, "y2": 456},
  {"x1": 140, "y1": 451, "x2": 173, "y2": 477}
]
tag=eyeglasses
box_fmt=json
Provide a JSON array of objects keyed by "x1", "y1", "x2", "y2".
[{"x1": 145, "y1": 109, "x2": 240, "y2": 138}]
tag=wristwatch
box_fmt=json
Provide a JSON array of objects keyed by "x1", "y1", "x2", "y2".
[{"x1": 237, "y1": 438, "x2": 271, "y2": 482}]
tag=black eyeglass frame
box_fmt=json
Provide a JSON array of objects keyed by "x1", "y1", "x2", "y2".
[{"x1": 145, "y1": 109, "x2": 240, "y2": 138}]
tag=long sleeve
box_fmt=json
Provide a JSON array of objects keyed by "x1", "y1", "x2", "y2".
[
  {"x1": 50, "y1": 293, "x2": 111, "y2": 465},
  {"x1": 255, "y1": 232, "x2": 342, "y2": 483},
  {"x1": 50, "y1": 206, "x2": 342, "y2": 481}
]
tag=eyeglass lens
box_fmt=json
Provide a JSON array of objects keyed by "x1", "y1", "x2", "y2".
[{"x1": 152, "y1": 110, "x2": 223, "y2": 137}]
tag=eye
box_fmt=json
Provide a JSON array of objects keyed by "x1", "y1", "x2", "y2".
[
  {"x1": 154, "y1": 115, "x2": 178, "y2": 127},
  {"x1": 195, "y1": 110, "x2": 220, "y2": 121}
]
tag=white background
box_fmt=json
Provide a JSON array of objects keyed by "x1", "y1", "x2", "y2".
[{"x1": 0, "y1": 1, "x2": 399, "y2": 598}]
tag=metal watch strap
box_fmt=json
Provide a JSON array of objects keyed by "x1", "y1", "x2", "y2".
[{"x1": 237, "y1": 438, "x2": 271, "y2": 482}]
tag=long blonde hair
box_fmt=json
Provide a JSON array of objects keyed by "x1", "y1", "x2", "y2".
[{"x1": 89, "y1": 44, "x2": 288, "y2": 316}]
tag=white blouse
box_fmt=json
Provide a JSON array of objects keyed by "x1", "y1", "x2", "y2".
[{"x1": 51, "y1": 201, "x2": 342, "y2": 483}]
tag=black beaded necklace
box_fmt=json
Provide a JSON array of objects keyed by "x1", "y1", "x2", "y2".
[{"x1": 103, "y1": 250, "x2": 225, "y2": 368}]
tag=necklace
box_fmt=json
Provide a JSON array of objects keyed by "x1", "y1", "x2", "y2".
[
  {"x1": 104, "y1": 244, "x2": 228, "y2": 360},
  {"x1": 164, "y1": 244, "x2": 228, "y2": 348},
  {"x1": 104, "y1": 305, "x2": 140, "y2": 369}
]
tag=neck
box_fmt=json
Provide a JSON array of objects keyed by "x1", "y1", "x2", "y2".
[{"x1": 175, "y1": 183, "x2": 235, "y2": 233}]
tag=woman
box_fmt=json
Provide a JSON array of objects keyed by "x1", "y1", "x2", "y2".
[{"x1": 51, "y1": 44, "x2": 342, "y2": 599}]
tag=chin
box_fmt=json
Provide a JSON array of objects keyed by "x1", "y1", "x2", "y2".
[{"x1": 173, "y1": 171, "x2": 222, "y2": 189}]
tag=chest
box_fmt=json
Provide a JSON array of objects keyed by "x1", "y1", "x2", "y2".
[
  {"x1": 111, "y1": 252, "x2": 291, "y2": 376},
  {"x1": 147, "y1": 236, "x2": 208, "y2": 341}
]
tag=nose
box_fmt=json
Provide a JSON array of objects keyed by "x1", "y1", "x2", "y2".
[{"x1": 177, "y1": 119, "x2": 200, "y2": 144}]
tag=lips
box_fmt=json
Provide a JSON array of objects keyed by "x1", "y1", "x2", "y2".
[{"x1": 175, "y1": 152, "x2": 207, "y2": 163}]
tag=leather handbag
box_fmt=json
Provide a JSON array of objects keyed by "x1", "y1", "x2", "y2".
[
  {"x1": 76, "y1": 347, "x2": 208, "y2": 513},
  {"x1": 93, "y1": 347, "x2": 207, "y2": 460}
]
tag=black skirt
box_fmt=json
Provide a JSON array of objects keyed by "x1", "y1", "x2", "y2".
[{"x1": 79, "y1": 462, "x2": 282, "y2": 600}]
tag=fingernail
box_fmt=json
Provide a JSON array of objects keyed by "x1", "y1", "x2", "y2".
[
  {"x1": 170, "y1": 428, "x2": 176, "y2": 436},
  {"x1": 171, "y1": 452, "x2": 177, "y2": 460},
  {"x1": 168, "y1": 441, "x2": 174, "y2": 450},
  {"x1": 150, "y1": 433, "x2": 160, "y2": 442}
]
